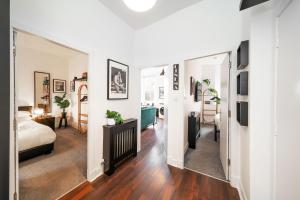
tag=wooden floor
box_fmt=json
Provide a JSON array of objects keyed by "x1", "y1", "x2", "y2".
[{"x1": 60, "y1": 121, "x2": 240, "y2": 200}]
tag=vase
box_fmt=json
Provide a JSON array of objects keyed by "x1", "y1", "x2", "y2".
[{"x1": 107, "y1": 118, "x2": 115, "y2": 126}]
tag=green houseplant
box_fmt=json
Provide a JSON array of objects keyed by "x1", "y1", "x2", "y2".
[
  {"x1": 54, "y1": 93, "x2": 70, "y2": 118},
  {"x1": 201, "y1": 79, "x2": 220, "y2": 104},
  {"x1": 106, "y1": 110, "x2": 124, "y2": 125}
]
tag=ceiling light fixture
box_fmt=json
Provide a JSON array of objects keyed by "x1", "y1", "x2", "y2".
[{"x1": 123, "y1": 0, "x2": 157, "y2": 12}]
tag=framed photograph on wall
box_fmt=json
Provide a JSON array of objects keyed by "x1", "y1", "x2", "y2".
[
  {"x1": 53, "y1": 79, "x2": 66, "y2": 93},
  {"x1": 173, "y1": 64, "x2": 179, "y2": 90},
  {"x1": 190, "y1": 76, "x2": 195, "y2": 95},
  {"x1": 107, "y1": 59, "x2": 129, "y2": 100},
  {"x1": 70, "y1": 81, "x2": 75, "y2": 93},
  {"x1": 159, "y1": 87, "x2": 164, "y2": 99}
]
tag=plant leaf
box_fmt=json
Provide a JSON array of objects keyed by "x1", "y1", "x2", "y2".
[{"x1": 203, "y1": 79, "x2": 210, "y2": 86}]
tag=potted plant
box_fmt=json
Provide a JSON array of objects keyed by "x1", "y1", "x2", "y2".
[
  {"x1": 106, "y1": 110, "x2": 124, "y2": 125},
  {"x1": 54, "y1": 93, "x2": 70, "y2": 118}
]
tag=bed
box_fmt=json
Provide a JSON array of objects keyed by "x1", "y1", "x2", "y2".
[{"x1": 17, "y1": 106, "x2": 56, "y2": 162}]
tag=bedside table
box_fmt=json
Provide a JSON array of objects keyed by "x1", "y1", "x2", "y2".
[{"x1": 34, "y1": 116, "x2": 55, "y2": 131}]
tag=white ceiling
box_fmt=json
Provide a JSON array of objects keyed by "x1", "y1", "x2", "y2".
[{"x1": 98, "y1": 0, "x2": 204, "y2": 29}]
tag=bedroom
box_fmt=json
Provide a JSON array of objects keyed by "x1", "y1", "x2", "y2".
[
  {"x1": 183, "y1": 53, "x2": 230, "y2": 181},
  {"x1": 15, "y1": 30, "x2": 89, "y2": 200}
]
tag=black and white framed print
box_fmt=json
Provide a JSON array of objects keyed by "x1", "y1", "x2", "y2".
[
  {"x1": 159, "y1": 87, "x2": 164, "y2": 99},
  {"x1": 107, "y1": 59, "x2": 129, "y2": 100},
  {"x1": 53, "y1": 79, "x2": 66, "y2": 93},
  {"x1": 173, "y1": 64, "x2": 179, "y2": 90}
]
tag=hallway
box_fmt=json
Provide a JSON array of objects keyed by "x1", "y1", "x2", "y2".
[{"x1": 61, "y1": 122, "x2": 239, "y2": 200}]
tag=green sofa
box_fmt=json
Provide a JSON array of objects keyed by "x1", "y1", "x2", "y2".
[{"x1": 141, "y1": 106, "x2": 156, "y2": 129}]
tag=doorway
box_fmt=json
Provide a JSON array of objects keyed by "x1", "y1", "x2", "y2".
[
  {"x1": 183, "y1": 52, "x2": 231, "y2": 181},
  {"x1": 140, "y1": 66, "x2": 169, "y2": 155},
  {"x1": 14, "y1": 29, "x2": 89, "y2": 200}
]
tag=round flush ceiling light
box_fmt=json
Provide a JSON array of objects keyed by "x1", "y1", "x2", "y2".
[{"x1": 123, "y1": 0, "x2": 157, "y2": 12}]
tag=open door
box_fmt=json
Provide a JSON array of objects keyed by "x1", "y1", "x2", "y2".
[{"x1": 219, "y1": 53, "x2": 230, "y2": 180}]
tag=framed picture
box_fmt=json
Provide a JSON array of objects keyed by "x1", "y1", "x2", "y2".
[
  {"x1": 53, "y1": 79, "x2": 66, "y2": 93},
  {"x1": 173, "y1": 64, "x2": 179, "y2": 90},
  {"x1": 70, "y1": 81, "x2": 75, "y2": 93},
  {"x1": 159, "y1": 87, "x2": 164, "y2": 99},
  {"x1": 107, "y1": 59, "x2": 129, "y2": 100},
  {"x1": 190, "y1": 77, "x2": 195, "y2": 95}
]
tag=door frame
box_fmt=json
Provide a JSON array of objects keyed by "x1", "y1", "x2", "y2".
[
  {"x1": 183, "y1": 51, "x2": 232, "y2": 181},
  {"x1": 12, "y1": 27, "x2": 93, "y2": 198},
  {"x1": 139, "y1": 64, "x2": 169, "y2": 156},
  {"x1": 0, "y1": 0, "x2": 10, "y2": 198}
]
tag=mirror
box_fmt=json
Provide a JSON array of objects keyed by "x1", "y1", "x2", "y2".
[{"x1": 34, "y1": 71, "x2": 51, "y2": 113}]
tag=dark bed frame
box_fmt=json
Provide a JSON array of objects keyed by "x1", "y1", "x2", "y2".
[{"x1": 18, "y1": 106, "x2": 55, "y2": 162}]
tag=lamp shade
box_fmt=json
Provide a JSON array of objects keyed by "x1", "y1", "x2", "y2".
[{"x1": 123, "y1": 0, "x2": 157, "y2": 12}]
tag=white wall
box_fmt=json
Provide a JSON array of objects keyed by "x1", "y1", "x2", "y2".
[
  {"x1": 15, "y1": 46, "x2": 69, "y2": 115},
  {"x1": 68, "y1": 54, "x2": 89, "y2": 128},
  {"x1": 134, "y1": 0, "x2": 242, "y2": 188},
  {"x1": 275, "y1": 1, "x2": 300, "y2": 199},
  {"x1": 248, "y1": 6, "x2": 275, "y2": 200},
  {"x1": 11, "y1": 0, "x2": 139, "y2": 183}
]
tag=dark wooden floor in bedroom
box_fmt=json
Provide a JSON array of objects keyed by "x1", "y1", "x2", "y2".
[{"x1": 60, "y1": 121, "x2": 240, "y2": 200}]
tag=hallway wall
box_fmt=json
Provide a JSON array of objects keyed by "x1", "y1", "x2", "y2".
[{"x1": 11, "y1": 0, "x2": 139, "y2": 183}]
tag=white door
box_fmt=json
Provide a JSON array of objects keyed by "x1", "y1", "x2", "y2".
[
  {"x1": 220, "y1": 54, "x2": 230, "y2": 180},
  {"x1": 276, "y1": 1, "x2": 300, "y2": 199}
]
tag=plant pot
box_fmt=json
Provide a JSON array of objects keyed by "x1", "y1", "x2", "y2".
[
  {"x1": 107, "y1": 118, "x2": 115, "y2": 126},
  {"x1": 61, "y1": 112, "x2": 67, "y2": 118}
]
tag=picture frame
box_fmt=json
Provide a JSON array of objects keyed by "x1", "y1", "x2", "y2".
[
  {"x1": 53, "y1": 79, "x2": 66, "y2": 93},
  {"x1": 70, "y1": 81, "x2": 75, "y2": 93},
  {"x1": 107, "y1": 59, "x2": 129, "y2": 100},
  {"x1": 159, "y1": 87, "x2": 164, "y2": 99},
  {"x1": 190, "y1": 76, "x2": 195, "y2": 95},
  {"x1": 173, "y1": 64, "x2": 179, "y2": 90}
]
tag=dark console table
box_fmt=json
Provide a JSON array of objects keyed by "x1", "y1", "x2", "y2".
[{"x1": 188, "y1": 112, "x2": 201, "y2": 149}]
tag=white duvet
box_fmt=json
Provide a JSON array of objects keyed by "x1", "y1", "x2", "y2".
[{"x1": 18, "y1": 120, "x2": 56, "y2": 152}]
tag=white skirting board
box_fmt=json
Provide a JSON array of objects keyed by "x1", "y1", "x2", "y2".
[{"x1": 230, "y1": 176, "x2": 248, "y2": 200}]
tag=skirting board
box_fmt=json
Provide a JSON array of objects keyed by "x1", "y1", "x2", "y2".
[
  {"x1": 167, "y1": 156, "x2": 184, "y2": 169},
  {"x1": 87, "y1": 167, "x2": 102, "y2": 182},
  {"x1": 184, "y1": 143, "x2": 189, "y2": 154},
  {"x1": 231, "y1": 176, "x2": 248, "y2": 200}
]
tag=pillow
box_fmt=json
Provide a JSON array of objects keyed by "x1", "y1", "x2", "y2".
[
  {"x1": 16, "y1": 111, "x2": 32, "y2": 122},
  {"x1": 17, "y1": 111, "x2": 31, "y2": 116}
]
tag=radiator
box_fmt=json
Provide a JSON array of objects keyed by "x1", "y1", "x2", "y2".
[{"x1": 103, "y1": 119, "x2": 137, "y2": 175}]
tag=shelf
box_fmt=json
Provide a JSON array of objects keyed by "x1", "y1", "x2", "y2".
[
  {"x1": 80, "y1": 114, "x2": 88, "y2": 117},
  {"x1": 80, "y1": 120, "x2": 88, "y2": 124},
  {"x1": 237, "y1": 71, "x2": 248, "y2": 95},
  {"x1": 237, "y1": 101, "x2": 248, "y2": 126},
  {"x1": 74, "y1": 77, "x2": 87, "y2": 82},
  {"x1": 237, "y1": 40, "x2": 249, "y2": 69}
]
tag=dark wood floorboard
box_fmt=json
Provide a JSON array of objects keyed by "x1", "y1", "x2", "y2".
[{"x1": 60, "y1": 121, "x2": 240, "y2": 200}]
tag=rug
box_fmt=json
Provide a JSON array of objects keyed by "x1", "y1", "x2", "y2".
[
  {"x1": 184, "y1": 125, "x2": 226, "y2": 180},
  {"x1": 19, "y1": 128, "x2": 87, "y2": 200}
]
